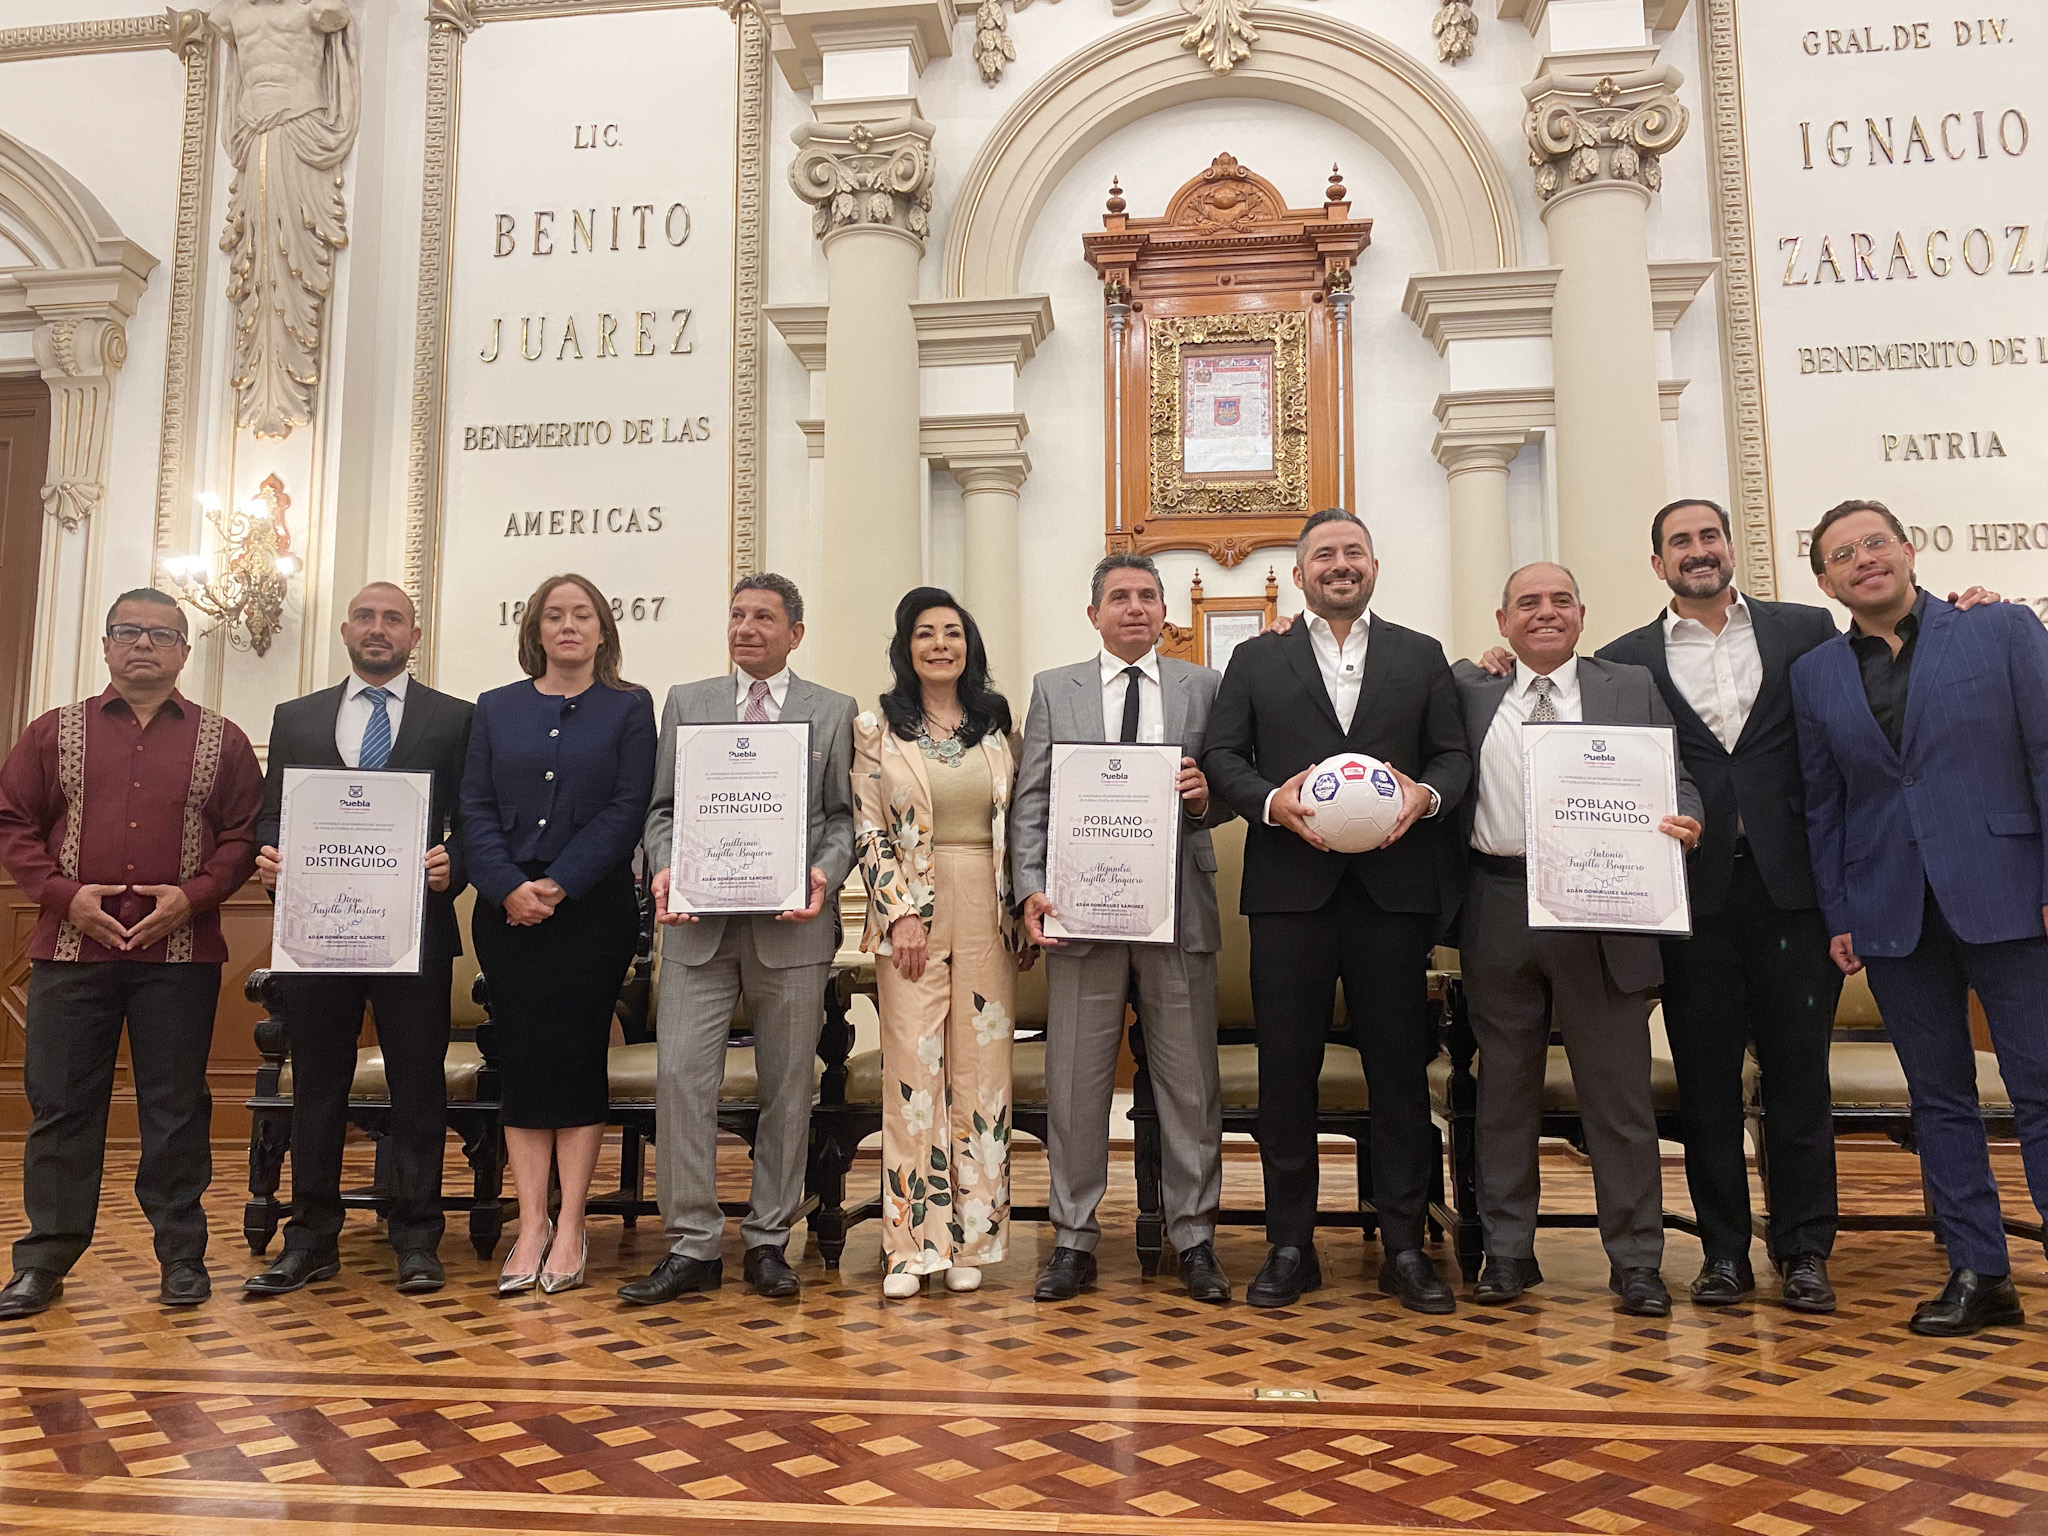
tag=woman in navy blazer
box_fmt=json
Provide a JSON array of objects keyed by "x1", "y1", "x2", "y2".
[{"x1": 463, "y1": 573, "x2": 656, "y2": 1296}]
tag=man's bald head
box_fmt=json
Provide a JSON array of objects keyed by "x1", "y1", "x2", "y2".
[{"x1": 340, "y1": 582, "x2": 420, "y2": 683}]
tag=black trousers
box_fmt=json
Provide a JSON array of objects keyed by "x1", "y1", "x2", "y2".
[
  {"x1": 14, "y1": 960, "x2": 221, "y2": 1275},
  {"x1": 275, "y1": 966, "x2": 453, "y2": 1255},
  {"x1": 1660, "y1": 850, "x2": 1840, "y2": 1262},
  {"x1": 1249, "y1": 869, "x2": 1437, "y2": 1250}
]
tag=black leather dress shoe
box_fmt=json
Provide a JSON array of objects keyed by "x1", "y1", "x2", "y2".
[
  {"x1": 0, "y1": 1269, "x2": 63, "y2": 1320},
  {"x1": 1378, "y1": 1248, "x2": 1455, "y2": 1314},
  {"x1": 1246, "y1": 1245, "x2": 1321, "y2": 1309},
  {"x1": 1472, "y1": 1254, "x2": 1543, "y2": 1305},
  {"x1": 744, "y1": 1245, "x2": 801, "y2": 1298},
  {"x1": 1777, "y1": 1254, "x2": 1835, "y2": 1314},
  {"x1": 1178, "y1": 1242, "x2": 1230, "y2": 1305},
  {"x1": 1610, "y1": 1265, "x2": 1672, "y2": 1317},
  {"x1": 243, "y1": 1248, "x2": 340, "y2": 1296},
  {"x1": 395, "y1": 1250, "x2": 445, "y2": 1295},
  {"x1": 1689, "y1": 1256, "x2": 1756, "y2": 1307},
  {"x1": 1909, "y1": 1268, "x2": 2025, "y2": 1337},
  {"x1": 619, "y1": 1253, "x2": 723, "y2": 1305},
  {"x1": 1033, "y1": 1246, "x2": 1097, "y2": 1302},
  {"x1": 160, "y1": 1259, "x2": 211, "y2": 1307}
]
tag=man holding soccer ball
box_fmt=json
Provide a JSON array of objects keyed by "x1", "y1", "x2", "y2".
[{"x1": 1205, "y1": 509, "x2": 1472, "y2": 1312}]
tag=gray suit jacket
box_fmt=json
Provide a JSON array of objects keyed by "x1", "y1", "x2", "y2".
[
  {"x1": 645, "y1": 672, "x2": 858, "y2": 970},
  {"x1": 1452, "y1": 655, "x2": 1703, "y2": 995},
  {"x1": 1010, "y1": 654, "x2": 1238, "y2": 955}
]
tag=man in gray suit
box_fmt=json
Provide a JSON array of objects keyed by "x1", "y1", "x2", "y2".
[
  {"x1": 1012, "y1": 553, "x2": 1238, "y2": 1304},
  {"x1": 620, "y1": 574, "x2": 857, "y2": 1302},
  {"x1": 1453, "y1": 563, "x2": 1702, "y2": 1318}
]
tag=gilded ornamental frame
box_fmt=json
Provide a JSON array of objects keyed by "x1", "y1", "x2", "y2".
[{"x1": 1146, "y1": 310, "x2": 1309, "y2": 520}]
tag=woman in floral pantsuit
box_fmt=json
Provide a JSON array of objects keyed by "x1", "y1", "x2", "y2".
[{"x1": 855, "y1": 588, "x2": 1034, "y2": 1299}]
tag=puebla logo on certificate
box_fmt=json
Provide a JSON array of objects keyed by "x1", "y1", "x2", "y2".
[{"x1": 1520, "y1": 723, "x2": 1691, "y2": 937}]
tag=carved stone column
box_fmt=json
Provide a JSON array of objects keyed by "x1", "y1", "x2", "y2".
[
  {"x1": 1524, "y1": 51, "x2": 1686, "y2": 641},
  {"x1": 32, "y1": 317, "x2": 127, "y2": 532},
  {"x1": 789, "y1": 116, "x2": 935, "y2": 698},
  {"x1": 1438, "y1": 442, "x2": 1517, "y2": 663},
  {"x1": 949, "y1": 455, "x2": 1029, "y2": 695}
]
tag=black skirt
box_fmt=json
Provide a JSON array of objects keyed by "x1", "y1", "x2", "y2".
[{"x1": 471, "y1": 861, "x2": 637, "y2": 1128}]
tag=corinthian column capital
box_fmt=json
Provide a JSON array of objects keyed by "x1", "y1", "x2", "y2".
[
  {"x1": 789, "y1": 117, "x2": 936, "y2": 250},
  {"x1": 1523, "y1": 57, "x2": 1688, "y2": 204}
]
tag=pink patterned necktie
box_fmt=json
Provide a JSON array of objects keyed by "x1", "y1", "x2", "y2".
[{"x1": 744, "y1": 679, "x2": 771, "y2": 723}]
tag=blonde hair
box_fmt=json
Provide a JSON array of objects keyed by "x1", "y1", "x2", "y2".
[{"x1": 516, "y1": 573, "x2": 632, "y2": 689}]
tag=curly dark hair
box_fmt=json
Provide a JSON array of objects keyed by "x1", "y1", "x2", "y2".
[{"x1": 878, "y1": 587, "x2": 1012, "y2": 747}]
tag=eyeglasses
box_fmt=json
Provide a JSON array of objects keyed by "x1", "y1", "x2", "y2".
[
  {"x1": 107, "y1": 624, "x2": 189, "y2": 648},
  {"x1": 1822, "y1": 531, "x2": 1901, "y2": 568}
]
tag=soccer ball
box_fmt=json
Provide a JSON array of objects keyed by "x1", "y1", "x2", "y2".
[{"x1": 1303, "y1": 752, "x2": 1405, "y2": 853}]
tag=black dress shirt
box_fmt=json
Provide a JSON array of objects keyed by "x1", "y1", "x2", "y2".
[{"x1": 1847, "y1": 587, "x2": 1927, "y2": 754}]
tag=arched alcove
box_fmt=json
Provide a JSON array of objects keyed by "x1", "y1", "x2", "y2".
[{"x1": 942, "y1": 9, "x2": 1523, "y2": 299}]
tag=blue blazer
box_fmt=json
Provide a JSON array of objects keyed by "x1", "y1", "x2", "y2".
[
  {"x1": 1792, "y1": 593, "x2": 2048, "y2": 955},
  {"x1": 461, "y1": 678, "x2": 657, "y2": 905}
]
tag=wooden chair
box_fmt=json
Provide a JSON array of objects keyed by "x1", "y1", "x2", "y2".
[{"x1": 1747, "y1": 970, "x2": 2044, "y2": 1254}]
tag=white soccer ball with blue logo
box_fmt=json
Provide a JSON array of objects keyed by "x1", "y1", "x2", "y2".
[{"x1": 1303, "y1": 752, "x2": 1405, "y2": 853}]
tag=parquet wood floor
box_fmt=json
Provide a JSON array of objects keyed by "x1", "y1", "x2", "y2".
[{"x1": 2, "y1": 1139, "x2": 2044, "y2": 1535}]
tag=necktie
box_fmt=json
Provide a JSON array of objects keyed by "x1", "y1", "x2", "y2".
[
  {"x1": 359, "y1": 687, "x2": 392, "y2": 769},
  {"x1": 744, "y1": 678, "x2": 771, "y2": 723},
  {"x1": 1119, "y1": 665, "x2": 1143, "y2": 743},
  {"x1": 1529, "y1": 675, "x2": 1559, "y2": 723}
]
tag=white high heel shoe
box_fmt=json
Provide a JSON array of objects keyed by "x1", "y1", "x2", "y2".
[
  {"x1": 944, "y1": 1266, "x2": 982, "y2": 1293},
  {"x1": 881, "y1": 1272, "x2": 921, "y2": 1299}
]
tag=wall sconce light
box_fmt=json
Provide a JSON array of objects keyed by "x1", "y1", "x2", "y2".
[{"x1": 161, "y1": 472, "x2": 299, "y2": 656}]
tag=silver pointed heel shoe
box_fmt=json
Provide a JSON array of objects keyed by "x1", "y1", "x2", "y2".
[
  {"x1": 539, "y1": 1232, "x2": 588, "y2": 1295},
  {"x1": 499, "y1": 1217, "x2": 553, "y2": 1296}
]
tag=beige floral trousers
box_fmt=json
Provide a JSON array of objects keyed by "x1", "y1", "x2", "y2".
[{"x1": 874, "y1": 843, "x2": 1014, "y2": 1276}]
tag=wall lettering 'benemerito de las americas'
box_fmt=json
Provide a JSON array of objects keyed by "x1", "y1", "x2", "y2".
[
  {"x1": 1734, "y1": 2, "x2": 2047, "y2": 616},
  {"x1": 433, "y1": 6, "x2": 741, "y2": 705}
]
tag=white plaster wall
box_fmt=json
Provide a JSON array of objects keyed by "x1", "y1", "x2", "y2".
[
  {"x1": 1013, "y1": 97, "x2": 1450, "y2": 687},
  {"x1": 0, "y1": 43, "x2": 184, "y2": 608}
]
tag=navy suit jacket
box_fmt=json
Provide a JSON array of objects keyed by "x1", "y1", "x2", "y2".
[
  {"x1": 1791, "y1": 593, "x2": 2048, "y2": 955},
  {"x1": 461, "y1": 679, "x2": 656, "y2": 905},
  {"x1": 1599, "y1": 597, "x2": 1838, "y2": 917}
]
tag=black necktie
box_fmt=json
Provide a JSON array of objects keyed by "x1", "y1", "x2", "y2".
[{"x1": 1120, "y1": 665, "x2": 1143, "y2": 743}]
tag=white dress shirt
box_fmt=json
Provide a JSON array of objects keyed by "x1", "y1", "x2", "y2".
[
  {"x1": 1098, "y1": 647, "x2": 1164, "y2": 743},
  {"x1": 1306, "y1": 611, "x2": 1370, "y2": 731},
  {"x1": 335, "y1": 669, "x2": 410, "y2": 767},
  {"x1": 1472, "y1": 656, "x2": 1582, "y2": 857},
  {"x1": 735, "y1": 666, "x2": 791, "y2": 722},
  {"x1": 1662, "y1": 592, "x2": 1762, "y2": 752}
]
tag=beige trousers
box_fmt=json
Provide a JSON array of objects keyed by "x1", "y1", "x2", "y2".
[{"x1": 874, "y1": 844, "x2": 1014, "y2": 1275}]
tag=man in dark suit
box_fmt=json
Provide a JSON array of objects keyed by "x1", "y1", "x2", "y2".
[
  {"x1": 1598, "y1": 500, "x2": 1843, "y2": 1312},
  {"x1": 246, "y1": 582, "x2": 473, "y2": 1295},
  {"x1": 1204, "y1": 508, "x2": 1472, "y2": 1312},
  {"x1": 1455, "y1": 563, "x2": 1702, "y2": 1317},
  {"x1": 1794, "y1": 499, "x2": 2048, "y2": 1337}
]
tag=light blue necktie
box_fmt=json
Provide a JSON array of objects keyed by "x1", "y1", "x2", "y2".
[{"x1": 359, "y1": 687, "x2": 392, "y2": 769}]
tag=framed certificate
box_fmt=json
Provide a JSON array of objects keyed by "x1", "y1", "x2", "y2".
[
  {"x1": 1044, "y1": 742, "x2": 1183, "y2": 945},
  {"x1": 273, "y1": 767, "x2": 434, "y2": 974},
  {"x1": 668, "y1": 721, "x2": 812, "y2": 916},
  {"x1": 1522, "y1": 723, "x2": 1691, "y2": 937}
]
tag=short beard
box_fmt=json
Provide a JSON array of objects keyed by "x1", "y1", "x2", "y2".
[
  {"x1": 1306, "y1": 574, "x2": 1372, "y2": 623},
  {"x1": 1668, "y1": 560, "x2": 1732, "y2": 599},
  {"x1": 347, "y1": 642, "x2": 409, "y2": 679}
]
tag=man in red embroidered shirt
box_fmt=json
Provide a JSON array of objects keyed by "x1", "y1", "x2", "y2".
[{"x1": 0, "y1": 590, "x2": 262, "y2": 1319}]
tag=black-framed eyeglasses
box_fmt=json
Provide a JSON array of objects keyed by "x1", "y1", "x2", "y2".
[
  {"x1": 107, "y1": 624, "x2": 188, "y2": 648},
  {"x1": 1822, "y1": 531, "x2": 1901, "y2": 568}
]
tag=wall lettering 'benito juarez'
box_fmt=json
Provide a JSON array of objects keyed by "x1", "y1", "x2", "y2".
[
  {"x1": 434, "y1": 7, "x2": 739, "y2": 702},
  {"x1": 1737, "y1": 6, "x2": 2048, "y2": 622}
]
